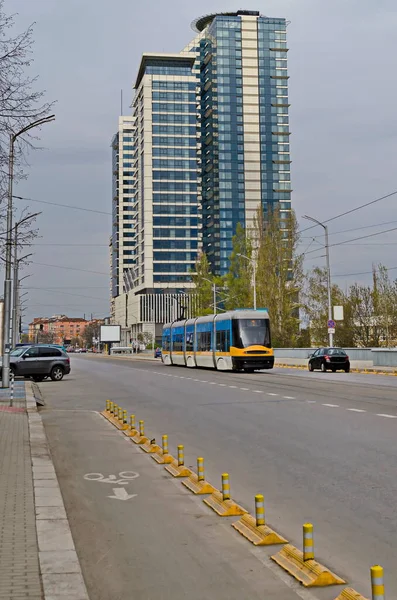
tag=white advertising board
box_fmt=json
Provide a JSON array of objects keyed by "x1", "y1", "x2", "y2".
[{"x1": 100, "y1": 325, "x2": 121, "y2": 343}]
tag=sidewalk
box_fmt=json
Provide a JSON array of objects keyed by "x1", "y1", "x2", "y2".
[
  {"x1": 0, "y1": 382, "x2": 89, "y2": 600},
  {"x1": 0, "y1": 382, "x2": 43, "y2": 599}
]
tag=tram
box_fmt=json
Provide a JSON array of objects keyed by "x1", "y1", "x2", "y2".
[{"x1": 161, "y1": 309, "x2": 274, "y2": 372}]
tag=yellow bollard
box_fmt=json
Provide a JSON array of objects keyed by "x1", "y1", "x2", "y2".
[
  {"x1": 303, "y1": 523, "x2": 314, "y2": 561},
  {"x1": 109, "y1": 401, "x2": 114, "y2": 414},
  {"x1": 130, "y1": 414, "x2": 136, "y2": 430},
  {"x1": 106, "y1": 400, "x2": 110, "y2": 411},
  {"x1": 123, "y1": 410, "x2": 127, "y2": 424},
  {"x1": 139, "y1": 420, "x2": 145, "y2": 437},
  {"x1": 222, "y1": 473, "x2": 231, "y2": 501},
  {"x1": 197, "y1": 457, "x2": 205, "y2": 481},
  {"x1": 255, "y1": 494, "x2": 265, "y2": 527},
  {"x1": 118, "y1": 406, "x2": 123, "y2": 421},
  {"x1": 113, "y1": 403, "x2": 118, "y2": 415},
  {"x1": 371, "y1": 565, "x2": 385, "y2": 600},
  {"x1": 177, "y1": 445, "x2": 184, "y2": 467},
  {"x1": 162, "y1": 434, "x2": 169, "y2": 455}
]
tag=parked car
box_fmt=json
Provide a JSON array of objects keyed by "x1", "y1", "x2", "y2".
[
  {"x1": 154, "y1": 347, "x2": 162, "y2": 358},
  {"x1": 2, "y1": 345, "x2": 71, "y2": 382},
  {"x1": 308, "y1": 348, "x2": 350, "y2": 373}
]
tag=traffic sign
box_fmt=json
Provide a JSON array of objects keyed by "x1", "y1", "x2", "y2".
[
  {"x1": 328, "y1": 327, "x2": 335, "y2": 334},
  {"x1": 327, "y1": 319, "x2": 336, "y2": 328}
]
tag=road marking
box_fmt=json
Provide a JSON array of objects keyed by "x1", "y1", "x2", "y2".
[
  {"x1": 84, "y1": 471, "x2": 139, "y2": 485},
  {"x1": 108, "y1": 488, "x2": 137, "y2": 501},
  {"x1": 283, "y1": 396, "x2": 295, "y2": 400},
  {"x1": 253, "y1": 390, "x2": 263, "y2": 393},
  {"x1": 219, "y1": 384, "x2": 227, "y2": 387},
  {"x1": 229, "y1": 385, "x2": 237, "y2": 389},
  {"x1": 347, "y1": 408, "x2": 366, "y2": 413},
  {"x1": 267, "y1": 393, "x2": 278, "y2": 396},
  {"x1": 376, "y1": 413, "x2": 397, "y2": 419},
  {"x1": 208, "y1": 382, "x2": 217, "y2": 385},
  {"x1": 322, "y1": 403, "x2": 339, "y2": 408},
  {"x1": 306, "y1": 400, "x2": 316, "y2": 403},
  {"x1": 240, "y1": 387, "x2": 249, "y2": 391}
]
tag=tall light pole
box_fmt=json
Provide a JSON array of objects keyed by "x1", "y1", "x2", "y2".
[
  {"x1": 12, "y1": 254, "x2": 32, "y2": 347},
  {"x1": 237, "y1": 253, "x2": 257, "y2": 310},
  {"x1": 2, "y1": 114, "x2": 55, "y2": 387},
  {"x1": 303, "y1": 215, "x2": 333, "y2": 346},
  {"x1": 202, "y1": 277, "x2": 217, "y2": 315},
  {"x1": 12, "y1": 213, "x2": 40, "y2": 347}
]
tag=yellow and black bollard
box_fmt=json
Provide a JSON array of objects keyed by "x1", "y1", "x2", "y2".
[
  {"x1": 109, "y1": 401, "x2": 114, "y2": 414},
  {"x1": 197, "y1": 457, "x2": 205, "y2": 482},
  {"x1": 371, "y1": 565, "x2": 385, "y2": 600},
  {"x1": 106, "y1": 400, "x2": 110, "y2": 412},
  {"x1": 130, "y1": 414, "x2": 136, "y2": 431},
  {"x1": 303, "y1": 523, "x2": 314, "y2": 561},
  {"x1": 118, "y1": 406, "x2": 123, "y2": 421},
  {"x1": 162, "y1": 434, "x2": 169, "y2": 456},
  {"x1": 139, "y1": 420, "x2": 145, "y2": 437},
  {"x1": 177, "y1": 445, "x2": 184, "y2": 467},
  {"x1": 221, "y1": 473, "x2": 231, "y2": 502},
  {"x1": 255, "y1": 494, "x2": 265, "y2": 527},
  {"x1": 123, "y1": 410, "x2": 128, "y2": 425}
]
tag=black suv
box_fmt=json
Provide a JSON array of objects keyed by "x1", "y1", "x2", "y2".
[{"x1": 4, "y1": 345, "x2": 71, "y2": 382}]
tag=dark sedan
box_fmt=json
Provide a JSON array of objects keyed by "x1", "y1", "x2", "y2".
[{"x1": 308, "y1": 348, "x2": 350, "y2": 373}]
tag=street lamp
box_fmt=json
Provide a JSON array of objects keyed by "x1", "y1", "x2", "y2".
[
  {"x1": 303, "y1": 215, "x2": 333, "y2": 346},
  {"x1": 201, "y1": 277, "x2": 217, "y2": 315},
  {"x1": 237, "y1": 253, "x2": 257, "y2": 310},
  {"x1": 2, "y1": 114, "x2": 55, "y2": 387}
]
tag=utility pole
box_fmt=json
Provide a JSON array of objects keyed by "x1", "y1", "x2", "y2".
[
  {"x1": 202, "y1": 277, "x2": 217, "y2": 315},
  {"x1": 303, "y1": 215, "x2": 333, "y2": 346},
  {"x1": 2, "y1": 114, "x2": 55, "y2": 388}
]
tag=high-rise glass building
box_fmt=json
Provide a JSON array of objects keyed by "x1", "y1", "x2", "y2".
[{"x1": 111, "y1": 10, "x2": 291, "y2": 335}]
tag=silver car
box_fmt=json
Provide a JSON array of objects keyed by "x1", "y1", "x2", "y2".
[{"x1": 3, "y1": 345, "x2": 71, "y2": 382}]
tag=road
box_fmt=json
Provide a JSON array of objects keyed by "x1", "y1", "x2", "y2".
[{"x1": 39, "y1": 356, "x2": 397, "y2": 598}]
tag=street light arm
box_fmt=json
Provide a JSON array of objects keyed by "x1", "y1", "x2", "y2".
[
  {"x1": 13, "y1": 114, "x2": 56, "y2": 142},
  {"x1": 302, "y1": 215, "x2": 326, "y2": 230}
]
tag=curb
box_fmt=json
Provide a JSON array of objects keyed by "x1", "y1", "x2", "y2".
[
  {"x1": 26, "y1": 382, "x2": 90, "y2": 600},
  {"x1": 275, "y1": 362, "x2": 397, "y2": 376}
]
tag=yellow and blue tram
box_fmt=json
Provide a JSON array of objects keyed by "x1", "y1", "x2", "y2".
[{"x1": 161, "y1": 309, "x2": 274, "y2": 372}]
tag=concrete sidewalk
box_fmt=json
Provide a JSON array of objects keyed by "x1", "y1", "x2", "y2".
[{"x1": 0, "y1": 382, "x2": 89, "y2": 600}]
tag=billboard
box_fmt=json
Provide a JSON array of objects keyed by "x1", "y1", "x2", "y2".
[{"x1": 100, "y1": 325, "x2": 121, "y2": 343}]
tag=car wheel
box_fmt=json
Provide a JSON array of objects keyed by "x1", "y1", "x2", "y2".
[
  {"x1": 50, "y1": 366, "x2": 64, "y2": 381},
  {"x1": 345, "y1": 367, "x2": 350, "y2": 373},
  {"x1": 32, "y1": 376, "x2": 44, "y2": 382},
  {"x1": 331, "y1": 368, "x2": 336, "y2": 373},
  {"x1": 321, "y1": 362, "x2": 327, "y2": 372},
  {"x1": 308, "y1": 362, "x2": 314, "y2": 372}
]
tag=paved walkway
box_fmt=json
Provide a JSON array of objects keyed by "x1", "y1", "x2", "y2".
[{"x1": 0, "y1": 382, "x2": 43, "y2": 599}]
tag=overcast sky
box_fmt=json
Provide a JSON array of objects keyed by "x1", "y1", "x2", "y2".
[{"x1": 7, "y1": 0, "x2": 397, "y2": 327}]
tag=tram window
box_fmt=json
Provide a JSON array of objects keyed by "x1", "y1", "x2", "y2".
[
  {"x1": 216, "y1": 330, "x2": 230, "y2": 352},
  {"x1": 186, "y1": 332, "x2": 194, "y2": 352},
  {"x1": 197, "y1": 331, "x2": 211, "y2": 351}
]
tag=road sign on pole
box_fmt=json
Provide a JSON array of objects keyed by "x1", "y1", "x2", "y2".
[
  {"x1": 327, "y1": 319, "x2": 336, "y2": 329},
  {"x1": 328, "y1": 327, "x2": 335, "y2": 334}
]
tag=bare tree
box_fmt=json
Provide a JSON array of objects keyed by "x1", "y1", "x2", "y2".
[{"x1": 0, "y1": 1, "x2": 55, "y2": 206}]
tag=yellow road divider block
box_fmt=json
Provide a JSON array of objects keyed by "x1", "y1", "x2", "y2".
[
  {"x1": 152, "y1": 434, "x2": 174, "y2": 464},
  {"x1": 203, "y1": 474, "x2": 247, "y2": 517},
  {"x1": 140, "y1": 438, "x2": 161, "y2": 454},
  {"x1": 165, "y1": 445, "x2": 193, "y2": 477},
  {"x1": 232, "y1": 513, "x2": 287, "y2": 546},
  {"x1": 130, "y1": 420, "x2": 149, "y2": 444},
  {"x1": 334, "y1": 588, "x2": 369, "y2": 600},
  {"x1": 182, "y1": 457, "x2": 217, "y2": 495},
  {"x1": 271, "y1": 544, "x2": 346, "y2": 587}
]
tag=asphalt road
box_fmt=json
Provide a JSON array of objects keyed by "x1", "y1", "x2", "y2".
[{"x1": 40, "y1": 357, "x2": 397, "y2": 598}]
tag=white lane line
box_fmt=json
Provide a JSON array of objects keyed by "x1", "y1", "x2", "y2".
[
  {"x1": 377, "y1": 413, "x2": 397, "y2": 419},
  {"x1": 322, "y1": 403, "x2": 339, "y2": 408},
  {"x1": 240, "y1": 387, "x2": 249, "y2": 391},
  {"x1": 253, "y1": 390, "x2": 263, "y2": 393},
  {"x1": 229, "y1": 385, "x2": 237, "y2": 389},
  {"x1": 283, "y1": 396, "x2": 295, "y2": 400},
  {"x1": 267, "y1": 393, "x2": 278, "y2": 396},
  {"x1": 219, "y1": 384, "x2": 227, "y2": 387},
  {"x1": 208, "y1": 382, "x2": 217, "y2": 385},
  {"x1": 347, "y1": 408, "x2": 366, "y2": 413},
  {"x1": 306, "y1": 400, "x2": 316, "y2": 403}
]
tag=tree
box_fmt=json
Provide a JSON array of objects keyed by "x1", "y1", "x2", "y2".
[
  {"x1": 254, "y1": 207, "x2": 303, "y2": 347},
  {"x1": 0, "y1": 1, "x2": 55, "y2": 205},
  {"x1": 190, "y1": 252, "x2": 215, "y2": 316},
  {"x1": 224, "y1": 223, "x2": 253, "y2": 310},
  {"x1": 345, "y1": 283, "x2": 378, "y2": 347},
  {"x1": 83, "y1": 322, "x2": 101, "y2": 349},
  {"x1": 372, "y1": 264, "x2": 397, "y2": 346},
  {"x1": 35, "y1": 331, "x2": 54, "y2": 344}
]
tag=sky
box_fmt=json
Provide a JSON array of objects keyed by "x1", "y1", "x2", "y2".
[{"x1": 6, "y1": 0, "x2": 397, "y2": 327}]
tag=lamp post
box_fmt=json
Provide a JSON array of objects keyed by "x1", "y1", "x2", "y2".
[
  {"x1": 303, "y1": 215, "x2": 333, "y2": 347},
  {"x1": 2, "y1": 114, "x2": 55, "y2": 387},
  {"x1": 237, "y1": 253, "x2": 257, "y2": 310},
  {"x1": 202, "y1": 277, "x2": 217, "y2": 315}
]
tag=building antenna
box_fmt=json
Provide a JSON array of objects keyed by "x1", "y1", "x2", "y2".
[{"x1": 120, "y1": 89, "x2": 123, "y2": 115}]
